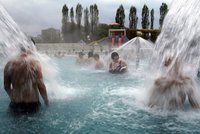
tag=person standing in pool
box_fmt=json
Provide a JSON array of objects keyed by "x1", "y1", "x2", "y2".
[
  {"x1": 86, "y1": 51, "x2": 95, "y2": 65},
  {"x1": 109, "y1": 52, "x2": 128, "y2": 74},
  {"x1": 148, "y1": 56, "x2": 200, "y2": 109},
  {"x1": 93, "y1": 53, "x2": 104, "y2": 70},
  {"x1": 4, "y1": 47, "x2": 49, "y2": 114},
  {"x1": 76, "y1": 52, "x2": 86, "y2": 65}
]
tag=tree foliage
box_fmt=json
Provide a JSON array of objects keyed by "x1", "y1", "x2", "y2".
[
  {"x1": 61, "y1": 4, "x2": 69, "y2": 42},
  {"x1": 115, "y1": 5, "x2": 125, "y2": 27},
  {"x1": 129, "y1": 6, "x2": 138, "y2": 29},
  {"x1": 141, "y1": 4, "x2": 149, "y2": 29},
  {"x1": 90, "y1": 4, "x2": 99, "y2": 34},
  {"x1": 84, "y1": 7, "x2": 90, "y2": 36},
  {"x1": 159, "y1": 3, "x2": 168, "y2": 28},
  {"x1": 70, "y1": 7, "x2": 75, "y2": 24},
  {"x1": 150, "y1": 9, "x2": 154, "y2": 29},
  {"x1": 76, "y1": 3, "x2": 83, "y2": 28}
]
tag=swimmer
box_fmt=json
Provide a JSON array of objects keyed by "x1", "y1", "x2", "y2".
[
  {"x1": 86, "y1": 51, "x2": 95, "y2": 65},
  {"x1": 148, "y1": 57, "x2": 200, "y2": 109},
  {"x1": 4, "y1": 47, "x2": 49, "y2": 114},
  {"x1": 109, "y1": 52, "x2": 128, "y2": 74},
  {"x1": 76, "y1": 52, "x2": 85, "y2": 65},
  {"x1": 93, "y1": 53, "x2": 104, "y2": 70}
]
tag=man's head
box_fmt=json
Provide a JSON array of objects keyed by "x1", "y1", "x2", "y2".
[
  {"x1": 88, "y1": 51, "x2": 93, "y2": 58},
  {"x1": 111, "y1": 52, "x2": 119, "y2": 62},
  {"x1": 78, "y1": 52, "x2": 84, "y2": 58},
  {"x1": 93, "y1": 54, "x2": 100, "y2": 61}
]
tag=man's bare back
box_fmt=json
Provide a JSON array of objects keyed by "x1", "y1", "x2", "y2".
[{"x1": 4, "y1": 52, "x2": 49, "y2": 113}]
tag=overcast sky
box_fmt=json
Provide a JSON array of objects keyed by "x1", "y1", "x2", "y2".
[{"x1": 0, "y1": 0, "x2": 172, "y2": 36}]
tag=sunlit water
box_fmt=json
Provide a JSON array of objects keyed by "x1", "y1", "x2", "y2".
[{"x1": 0, "y1": 56, "x2": 200, "y2": 134}]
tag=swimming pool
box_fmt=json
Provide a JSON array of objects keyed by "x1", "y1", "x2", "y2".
[{"x1": 0, "y1": 56, "x2": 200, "y2": 134}]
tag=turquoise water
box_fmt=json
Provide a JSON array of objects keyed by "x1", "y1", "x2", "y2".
[{"x1": 0, "y1": 56, "x2": 200, "y2": 134}]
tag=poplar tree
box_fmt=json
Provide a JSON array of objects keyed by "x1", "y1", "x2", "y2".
[
  {"x1": 159, "y1": 3, "x2": 168, "y2": 28},
  {"x1": 61, "y1": 4, "x2": 69, "y2": 42},
  {"x1": 150, "y1": 9, "x2": 154, "y2": 29},
  {"x1": 115, "y1": 5, "x2": 125, "y2": 27},
  {"x1": 84, "y1": 7, "x2": 90, "y2": 36},
  {"x1": 141, "y1": 4, "x2": 149, "y2": 29},
  {"x1": 76, "y1": 3, "x2": 83, "y2": 28},
  {"x1": 141, "y1": 4, "x2": 149, "y2": 39},
  {"x1": 90, "y1": 4, "x2": 99, "y2": 34},
  {"x1": 129, "y1": 6, "x2": 138, "y2": 29}
]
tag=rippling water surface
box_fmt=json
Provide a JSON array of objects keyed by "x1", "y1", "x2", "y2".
[{"x1": 0, "y1": 56, "x2": 200, "y2": 134}]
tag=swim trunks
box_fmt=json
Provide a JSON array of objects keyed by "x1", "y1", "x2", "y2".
[{"x1": 9, "y1": 101, "x2": 41, "y2": 114}]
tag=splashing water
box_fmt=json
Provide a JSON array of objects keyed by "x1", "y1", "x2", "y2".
[
  {"x1": 149, "y1": 0, "x2": 200, "y2": 109},
  {"x1": 153, "y1": 0, "x2": 200, "y2": 72},
  {"x1": 116, "y1": 37, "x2": 154, "y2": 68},
  {"x1": 0, "y1": 4, "x2": 76, "y2": 100},
  {"x1": 0, "y1": 4, "x2": 36, "y2": 60}
]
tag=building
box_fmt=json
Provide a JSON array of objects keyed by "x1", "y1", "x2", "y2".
[{"x1": 41, "y1": 28, "x2": 61, "y2": 43}]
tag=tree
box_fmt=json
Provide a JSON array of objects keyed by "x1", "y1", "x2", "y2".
[
  {"x1": 129, "y1": 6, "x2": 138, "y2": 29},
  {"x1": 70, "y1": 7, "x2": 75, "y2": 24},
  {"x1": 150, "y1": 9, "x2": 157, "y2": 42},
  {"x1": 150, "y1": 9, "x2": 154, "y2": 29},
  {"x1": 61, "y1": 4, "x2": 69, "y2": 42},
  {"x1": 76, "y1": 3, "x2": 83, "y2": 28},
  {"x1": 90, "y1": 5, "x2": 94, "y2": 34},
  {"x1": 90, "y1": 4, "x2": 99, "y2": 34},
  {"x1": 141, "y1": 4, "x2": 150, "y2": 39},
  {"x1": 94, "y1": 23, "x2": 109, "y2": 40},
  {"x1": 93, "y1": 4, "x2": 99, "y2": 30},
  {"x1": 84, "y1": 7, "x2": 90, "y2": 37},
  {"x1": 159, "y1": 3, "x2": 168, "y2": 28},
  {"x1": 115, "y1": 5, "x2": 125, "y2": 27},
  {"x1": 141, "y1": 4, "x2": 149, "y2": 29}
]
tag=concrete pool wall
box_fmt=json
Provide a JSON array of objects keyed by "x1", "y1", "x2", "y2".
[{"x1": 36, "y1": 43, "x2": 110, "y2": 56}]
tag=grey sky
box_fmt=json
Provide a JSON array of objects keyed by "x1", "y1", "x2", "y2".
[{"x1": 0, "y1": 0, "x2": 172, "y2": 36}]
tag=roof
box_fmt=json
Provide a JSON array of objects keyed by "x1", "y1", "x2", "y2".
[{"x1": 109, "y1": 22, "x2": 120, "y2": 26}]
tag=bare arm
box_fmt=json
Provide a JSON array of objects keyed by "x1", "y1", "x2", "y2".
[
  {"x1": 36, "y1": 61, "x2": 49, "y2": 106},
  {"x1": 121, "y1": 60, "x2": 128, "y2": 71},
  {"x1": 4, "y1": 62, "x2": 12, "y2": 99},
  {"x1": 109, "y1": 62, "x2": 113, "y2": 72},
  {"x1": 187, "y1": 85, "x2": 200, "y2": 109}
]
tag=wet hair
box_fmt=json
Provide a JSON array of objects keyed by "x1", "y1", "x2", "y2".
[
  {"x1": 88, "y1": 51, "x2": 94, "y2": 58},
  {"x1": 93, "y1": 53, "x2": 99, "y2": 59},
  {"x1": 111, "y1": 52, "x2": 119, "y2": 59}
]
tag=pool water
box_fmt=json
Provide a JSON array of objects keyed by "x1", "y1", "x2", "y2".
[{"x1": 0, "y1": 56, "x2": 200, "y2": 134}]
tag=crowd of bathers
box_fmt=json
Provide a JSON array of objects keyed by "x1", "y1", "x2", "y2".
[
  {"x1": 76, "y1": 51, "x2": 128, "y2": 73},
  {"x1": 4, "y1": 47, "x2": 200, "y2": 115},
  {"x1": 3, "y1": 48, "x2": 128, "y2": 115}
]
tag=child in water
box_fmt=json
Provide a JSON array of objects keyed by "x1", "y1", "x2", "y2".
[
  {"x1": 76, "y1": 52, "x2": 86, "y2": 65},
  {"x1": 93, "y1": 53, "x2": 104, "y2": 70},
  {"x1": 109, "y1": 52, "x2": 128, "y2": 74}
]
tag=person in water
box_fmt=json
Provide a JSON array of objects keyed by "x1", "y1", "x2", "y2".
[
  {"x1": 148, "y1": 56, "x2": 200, "y2": 109},
  {"x1": 4, "y1": 47, "x2": 49, "y2": 114},
  {"x1": 109, "y1": 52, "x2": 127, "y2": 74},
  {"x1": 93, "y1": 53, "x2": 104, "y2": 70},
  {"x1": 76, "y1": 52, "x2": 85, "y2": 65},
  {"x1": 86, "y1": 51, "x2": 94, "y2": 65}
]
